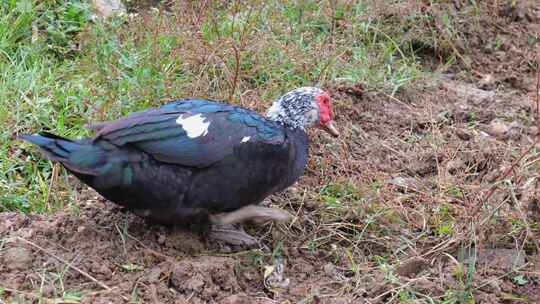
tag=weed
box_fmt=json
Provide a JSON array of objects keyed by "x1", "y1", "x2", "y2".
[
  {"x1": 62, "y1": 291, "x2": 82, "y2": 302},
  {"x1": 320, "y1": 182, "x2": 361, "y2": 207},
  {"x1": 120, "y1": 263, "x2": 144, "y2": 272}
]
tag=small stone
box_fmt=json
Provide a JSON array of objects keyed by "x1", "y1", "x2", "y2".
[
  {"x1": 145, "y1": 267, "x2": 162, "y2": 283},
  {"x1": 387, "y1": 176, "x2": 408, "y2": 187},
  {"x1": 2, "y1": 247, "x2": 33, "y2": 271},
  {"x1": 443, "y1": 80, "x2": 495, "y2": 105},
  {"x1": 501, "y1": 1, "x2": 527, "y2": 21},
  {"x1": 323, "y1": 262, "x2": 337, "y2": 276},
  {"x1": 325, "y1": 297, "x2": 354, "y2": 304},
  {"x1": 221, "y1": 294, "x2": 274, "y2": 304},
  {"x1": 454, "y1": 128, "x2": 472, "y2": 141},
  {"x1": 92, "y1": 0, "x2": 126, "y2": 18},
  {"x1": 221, "y1": 294, "x2": 249, "y2": 304},
  {"x1": 304, "y1": 199, "x2": 319, "y2": 210},
  {"x1": 396, "y1": 258, "x2": 429, "y2": 278},
  {"x1": 97, "y1": 263, "x2": 112, "y2": 277},
  {"x1": 288, "y1": 187, "x2": 299, "y2": 195},
  {"x1": 41, "y1": 284, "x2": 55, "y2": 297},
  {"x1": 157, "y1": 234, "x2": 166, "y2": 245},
  {"x1": 477, "y1": 74, "x2": 495, "y2": 90},
  {"x1": 185, "y1": 275, "x2": 205, "y2": 291},
  {"x1": 241, "y1": 269, "x2": 258, "y2": 281},
  {"x1": 486, "y1": 278, "x2": 502, "y2": 293},
  {"x1": 485, "y1": 119, "x2": 511, "y2": 138},
  {"x1": 386, "y1": 176, "x2": 422, "y2": 191},
  {"x1": 526, "y1": 9, "x2": 540, "y2": 22},
  {"x1": 446, "y1": 158, "x2": 465, "y2": 175},
  {"x1": 412, "y1": 277, "x2": 438, "y2": 293}
]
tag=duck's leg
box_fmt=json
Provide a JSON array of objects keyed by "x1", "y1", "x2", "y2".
[
  {"x1": 208, "y1": 205, "x2": 291, "y2": 246},
  {"x1": 210, "y1": 205, "x2": 292, "y2": 225}
]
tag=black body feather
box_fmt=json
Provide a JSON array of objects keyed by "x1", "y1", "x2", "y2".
[{"x1": 21, "y1": 99, "x2": 310, "y2": 225}]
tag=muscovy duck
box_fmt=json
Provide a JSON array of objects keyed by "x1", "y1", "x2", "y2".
[{"x1": 21, "y1": 87, "x2": 339, "y2": 245}]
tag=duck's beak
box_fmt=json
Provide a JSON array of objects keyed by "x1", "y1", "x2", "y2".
[{"x1": 321, "y1": 121, "x2": 340, "y2": 137}]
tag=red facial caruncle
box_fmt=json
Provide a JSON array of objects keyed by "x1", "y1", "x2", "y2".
[
  {"x1": 315, "y1": 92, "x2": 339, "y2": 137},
  {"x1": 315, "y1": 93, "x2": 334, "y2": 124}
]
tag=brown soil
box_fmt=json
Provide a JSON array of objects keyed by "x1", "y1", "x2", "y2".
[
  {"x1": 2, "y1": 2, "x2": 540, "y2": 303},
  {"x1": 1, "y1": 196, "x2": 350, "y2": 303}
]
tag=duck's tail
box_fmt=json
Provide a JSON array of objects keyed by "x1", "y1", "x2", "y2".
[{"x1": 20, "y1": 132, "x2": 105, "y2": 175}]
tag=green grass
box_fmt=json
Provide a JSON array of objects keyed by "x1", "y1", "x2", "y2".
[{"x1": 1, "y1": 0, "x2": 433, "y2": 213}]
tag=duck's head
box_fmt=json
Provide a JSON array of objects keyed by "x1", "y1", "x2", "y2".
[{"x1": 266, "y1": 87, "x2": 339, "y2": 137}]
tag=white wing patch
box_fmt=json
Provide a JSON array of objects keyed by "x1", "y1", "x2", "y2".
[
  {"x1": 266, "y1": 100, "x2": 283, "y2": 119},
  {"x1": 176, "y1": 114, "x2": 210, "y2": 138},
  {"x1": 241, "y1": 136, "x2": 251, "y2": 143}
]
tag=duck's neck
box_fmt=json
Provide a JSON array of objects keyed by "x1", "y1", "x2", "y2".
[
  {"x1": 265, "y1": 102, "x2": 314, "y2": 130},
  {"x1": 275, "y1": 127, "x2": 310, "y2": 191}
]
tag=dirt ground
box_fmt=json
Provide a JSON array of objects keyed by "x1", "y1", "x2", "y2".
[{"x1": 1, "y1": 2, "x2": 540, "y2": 304}]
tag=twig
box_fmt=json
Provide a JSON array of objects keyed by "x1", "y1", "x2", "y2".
[
  {"x1": 226, "y1": 0, "x2": 253, "y2": 104},
  {"x1": 152, "y1": 8, "x2": 164, "y2": 62},
  {"x1": 417, "y1": 237, "x2": 461, "y2": 260},
  {"x1": 15, "y1": 237, "x2": 120, "y2": 297},
  {"x1": 376, "y1": 90, "x2": 414, "y2": 110},
  {"x1": 475, "y1": 263, "x2": 530, "y2": 290},
  {"x1": 229, "y1": 42, "x2": 241, "y2": 102},
  {"x1": 288, "y1": 189, "x2": 307, "y2": 228},
  {"x1": 115, "y1": 223, "x2": 128, "y2": 256},
  {"x1": 506, "y1": 179, "x2": 540, "y2": 253},
  {"x1": 479, "y1": 196, "x2": 510, "y2": 226},
  {"x1": 123, "y1": 231, "x2": 175, "y2": 261},
  {"x1": 370, "y1": 280, "x2": 414, "y2": 302},
  {"x1": 471, "y1": 142, "x2": 537, "y2": 217},
  {"x1": 535, "y1": 58, "x2": 540, "y2": 142},
  {"x1": 46, "y1": 163, "x2": 59, "y2": 212}
]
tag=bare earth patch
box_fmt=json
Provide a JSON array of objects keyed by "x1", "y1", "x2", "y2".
[{"x1": 0, "y1": 198, "x2": 348, "y2": 303}]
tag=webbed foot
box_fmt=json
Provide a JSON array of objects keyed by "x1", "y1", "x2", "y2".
[
  {"x1": 207, "y1": 205, "x2": 291, "y2": 247},
  {"x1": 208, "y1": 224, "x2": 259, "y2": 247}
]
